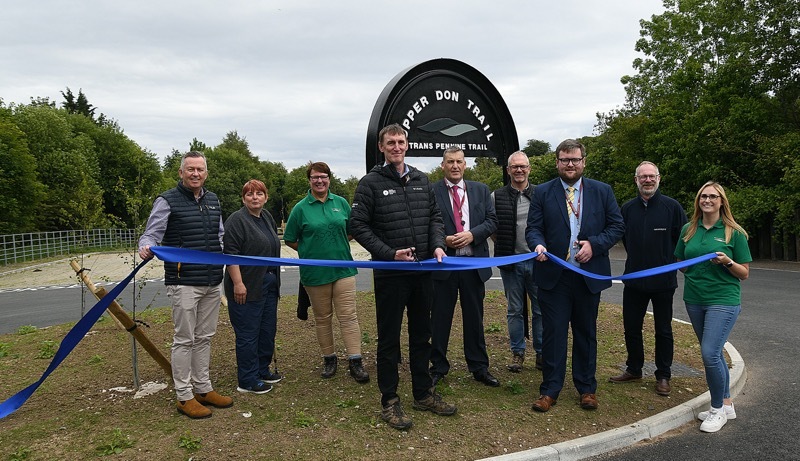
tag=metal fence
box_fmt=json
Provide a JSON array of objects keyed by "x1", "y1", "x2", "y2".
[{"x1": 0, "y1": 229, "x2": 137, "y2": 266}]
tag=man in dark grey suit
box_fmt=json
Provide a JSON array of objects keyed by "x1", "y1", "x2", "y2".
[
  {"x1": 430, "y1": 147, "x2": 500, "y2": 387},
  {"x1": 526, "y1": 139, "x2": 625, "y2": 412}
]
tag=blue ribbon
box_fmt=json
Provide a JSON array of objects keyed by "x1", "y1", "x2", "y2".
[
  {"x1": 150, "y1": 246, "x2": 716, "y2": 281},
  {"x1": 0, "y1": 248, "x2": 716, "y2": 419},
  {"x1": 0, "y1": 259, "x2": 149, "y2": 419}
]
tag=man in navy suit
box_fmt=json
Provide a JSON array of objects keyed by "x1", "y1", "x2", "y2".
[
  {"x1": 526, "y1": 139, "x2": 624, "y2": 412},
  {"x1": 430, "y1": 147, "x2": 500, "y2": 387}
]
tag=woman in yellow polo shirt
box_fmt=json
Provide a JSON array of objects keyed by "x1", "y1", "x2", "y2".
[
  {"x1": 284, "y1": 162, "x2": 368, "y2": 383},
  {"x1": 675, "y1": 181, "x2": 751, "y2": 433}
]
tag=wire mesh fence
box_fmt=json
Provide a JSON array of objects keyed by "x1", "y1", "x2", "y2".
[{"x1": 0, "y1": 229, "x2": 137, "y2": 266}]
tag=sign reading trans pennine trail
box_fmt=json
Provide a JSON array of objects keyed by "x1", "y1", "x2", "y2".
[{"x1": 365, "y1": 58, "x2": 519, "y2": 182}]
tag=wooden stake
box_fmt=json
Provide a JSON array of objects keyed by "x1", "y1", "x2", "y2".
[{"x1": 70, "y1": 260, "x2": 173, "y2": 380}]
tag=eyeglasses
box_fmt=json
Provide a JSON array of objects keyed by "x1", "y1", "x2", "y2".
[
  {"x1": 636, "y1": 174, "x2": 659, "y2": 181},
  {"x1": 309, "y1": 175, "x2": 329, "y2": 181},
  {"x1": 508, "y1": 165, "x2": 530, "y2": 170},
  {"x1": 699, "y1": 194, "x2": 720, "y2": 201},
  {"x1": 557, "y1": 157, "x2": 583, "y2": 166}
]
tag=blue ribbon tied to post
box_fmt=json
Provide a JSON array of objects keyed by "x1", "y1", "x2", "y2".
[{"x1": 0, "y1": 248, "x2": 717, "y2": 419}]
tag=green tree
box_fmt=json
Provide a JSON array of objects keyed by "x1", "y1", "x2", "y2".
[
  {"x1": 0, "y1": 110, "x2": 45, "y2": 233},
  {"x1": 466, "y1": 157, "x2": 503, "y2": 191},
  {"x1": 12, "y1": 104, "x2": 108, "y2": 230},
  {"x1": 522, "y1": 139, "x2": 551, "y2": 157},
  {"x1": 593, "y1": 0, "x2": 800, "y2": 258},
  {"x1": 61, "y1": 87, "x2": 96, "y2": 120}
]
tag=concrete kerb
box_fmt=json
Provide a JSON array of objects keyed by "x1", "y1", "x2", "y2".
[{"x1": 480, "y1": 341, "x2": 746, "y2": 461}]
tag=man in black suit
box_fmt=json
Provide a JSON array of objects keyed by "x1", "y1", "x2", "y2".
[
  {"x1": 430, "y1": 147, "x2": 500, "y2": 387},
  {"x1": 526, "y1": 139, "x2": 624, "y2": 412}
]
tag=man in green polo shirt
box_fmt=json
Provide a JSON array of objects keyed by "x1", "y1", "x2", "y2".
[{"x1": 284, "y1": 161, "x2": 368, "y2": 383}]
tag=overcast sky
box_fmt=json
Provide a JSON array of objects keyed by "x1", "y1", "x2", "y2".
[{"x1": 2, "y1": 0, "x2": 664, "y2": 179}]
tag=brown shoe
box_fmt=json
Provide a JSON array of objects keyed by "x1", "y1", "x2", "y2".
[
  {"x1": 609, "y1": 370, "x2": 642, "y2": 383},
  {"x1": 531, "y1": 395, "x2": 557, "y2": 412},
  {"x1": 655, "y1": 378, "x2": 671, "y2": 396},
  {"x1": 381, "y1": 397, "x2": 413, "y2": 430},
  {"x1": 194, "y1": 390, "x2": 233, "y2": 408},
  {"x1": 412, "y1": 391, "x2": 457, "y2": 416},
  {"x1": 507, "y1": 351, "x2": 524, "y2": 373},
  {"x1": 580, "y1": 393, "x2": 598, "y2": 410},
  {"x1": 176, "y1": 398, "x2": 212, "y2": 419}
]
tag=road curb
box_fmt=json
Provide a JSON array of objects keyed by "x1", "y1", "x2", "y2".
[{"x1": 480, "y1": 341, "x2": 745, "y2": 461}]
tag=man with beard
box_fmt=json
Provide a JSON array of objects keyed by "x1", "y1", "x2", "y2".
[
  {"x1": 609, "y1": 161, "x2": 687, "y2": 396},
  {"x1": 526, "y1": 139, "x2": 624, "y2": 412}
]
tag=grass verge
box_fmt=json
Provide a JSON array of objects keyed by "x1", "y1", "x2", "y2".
[{"x1": 0, "y1": 290, "x2": 707, "y2": 460}]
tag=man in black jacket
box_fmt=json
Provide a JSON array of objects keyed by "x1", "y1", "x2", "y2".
[
  {"x1": 609, "y1": 161, "x2": 687, "y2": 396},
  {"x1": 492, "y1": 151, "x2": 543, "y2": 373},
  {"x1": 138, "y1": 151, "x2": 232, "y2": 419},
  {"x1": 350, "y1": 123, "x2": 454, "y2": 430}
]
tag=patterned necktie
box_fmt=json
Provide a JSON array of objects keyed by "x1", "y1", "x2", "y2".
[
  {"x1": 451, "y1": 185, "x2": 464, "y2": 232},
  {"x1": 566, "y1": 186, "x2": 575, "y2": 215},
  {"x1": 566, "y1": 186, "x2": 575, "y2": 260}
]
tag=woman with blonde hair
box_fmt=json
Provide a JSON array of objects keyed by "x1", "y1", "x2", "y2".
[{"x1": 674, "y1": 181, "x2": 751, "y2": 433}]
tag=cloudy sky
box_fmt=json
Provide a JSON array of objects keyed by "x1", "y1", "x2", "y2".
[{"x1": 2, "y1": 0, "x2": 664, "y2": 179}]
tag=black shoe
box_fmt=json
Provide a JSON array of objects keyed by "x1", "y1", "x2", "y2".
[
  {"x1": 261, "y1": 369, "x2": 283, "y2": 384},
  {"x1": 348, "y1": 357, "x2": 370, "y2": 383},
  {"x1": 431, "y1": 372, "x2": 444, "y2": 386},
  {"x1": 473, "y1": 370, "x2": 500, "y2": 387},
  {"x1": 321, "y1": 355, "x2": 338, "y2": 379}
]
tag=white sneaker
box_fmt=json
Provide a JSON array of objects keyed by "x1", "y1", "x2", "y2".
[
  {"x1": 698, "y1": 403, "x2": 736, "y2": 421},
  {"x1": 699, "y1": 407, "x2": 728, "y2": 433}
]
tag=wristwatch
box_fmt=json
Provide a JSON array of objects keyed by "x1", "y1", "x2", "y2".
[{"x1": 725, "y1": 260, "x2": 734, "y2": 268}]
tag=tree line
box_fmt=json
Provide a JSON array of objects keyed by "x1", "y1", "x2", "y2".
[{"x1": 1, "y1": 0, "x2": 797, "y2": 260}]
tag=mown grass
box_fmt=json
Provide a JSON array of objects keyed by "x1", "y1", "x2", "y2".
[{"x1": 0, "y1": 290, "x2": 707, "y2": 460}]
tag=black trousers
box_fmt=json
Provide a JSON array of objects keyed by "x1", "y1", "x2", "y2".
[
  {"x1": 622, "y1": 286, "x2": 676, "y2": 380},
  {"x1": 374, "y1": 273, "x2": 434, "y2": 406},
  {"x1": 430, "y1": 269, "x2": 489, "y2": 376}
]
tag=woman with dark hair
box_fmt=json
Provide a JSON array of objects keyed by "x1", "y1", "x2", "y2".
[
  {"x1": 224, "y1": 179, "x2": 283, "y2": 394},
  {"x1": 675, "y1": 181, "x2": 751, "y2": 433},
  {"x1": 284, "y1": 162, "x2": 368, "y2": 383}
]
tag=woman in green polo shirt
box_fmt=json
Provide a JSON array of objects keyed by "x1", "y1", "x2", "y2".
[
  {"x1": 675, "y1": 181, "x2": 751, "y2": 434},
  {"x1": 284, "y1": 162, "x2": 369, "y2": 383}
]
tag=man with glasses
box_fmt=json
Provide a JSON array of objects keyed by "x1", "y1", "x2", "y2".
[
  {"x1": 491, "y1": 151, "x2": 543, "y2": 374},
  {"x1": 526, "y1": 139, "x2": 624, "y2": 412},
  {"x1": 609, "y1": 161, "x2": 687, "y2": 396}
]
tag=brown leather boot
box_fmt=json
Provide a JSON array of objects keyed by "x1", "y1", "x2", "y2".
[
  {"x1": 194, "y1": 390, "x2": 233, "y2": 408},
  {"x1": 176, "y1": 398, "x2": 212, "y2": 419}
]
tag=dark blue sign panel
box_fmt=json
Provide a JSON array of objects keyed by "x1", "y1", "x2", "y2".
[{"x1": 366, "y1": 58, "x2": 519, "y2": 180}]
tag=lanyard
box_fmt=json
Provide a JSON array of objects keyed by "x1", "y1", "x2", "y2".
[{"x1": 565, "y1": 182, "x2": 582, "y2": 219}]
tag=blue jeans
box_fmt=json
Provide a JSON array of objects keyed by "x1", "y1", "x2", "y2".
[
  {"x1": 500, "y1": 259, "x2": 542, "y2": 354},
  {"x1": 227, "y1": 272, "x2": 279, "y2": 388},
  {"x1": 685, "y1": 303, "x2": 740, "y2": 408}
]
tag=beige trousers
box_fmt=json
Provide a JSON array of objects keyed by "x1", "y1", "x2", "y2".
[
  {"x1": 304, "y1": 276, "x2": 362, "y2": 357},
  {"x1": 167, "y1": 284, "x2": 221, "y2": 401}
]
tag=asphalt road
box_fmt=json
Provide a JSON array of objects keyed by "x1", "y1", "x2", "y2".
[{"x1": 2, "y1": 253, "x2": 799, "y2": 460}]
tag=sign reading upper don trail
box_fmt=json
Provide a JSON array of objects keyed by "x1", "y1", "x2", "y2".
[{"x1": 365, "y1": 58, "x2": 519, "y2": 179}]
